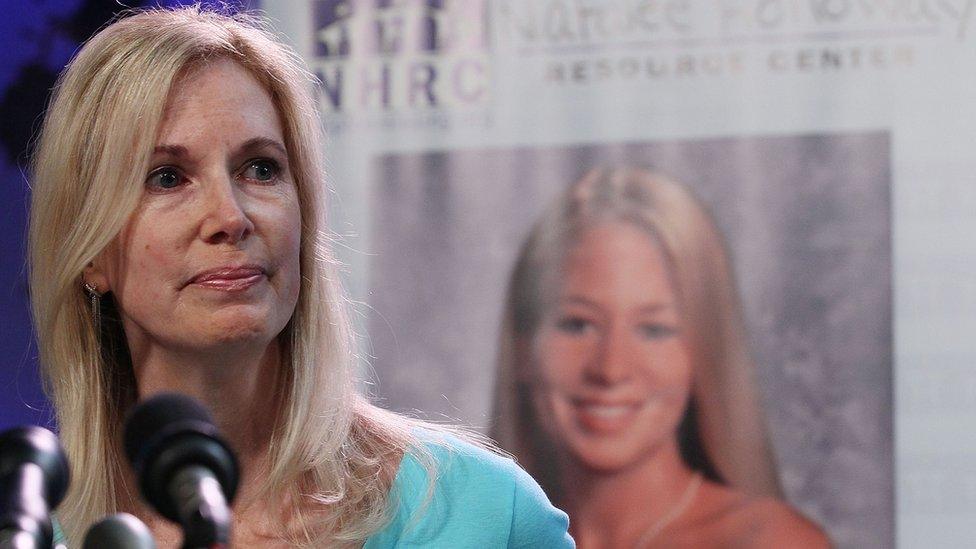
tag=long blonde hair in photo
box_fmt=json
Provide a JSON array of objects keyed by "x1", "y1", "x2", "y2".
[{"x1": 491, "y1": 167, "x2": 782, "y2": 500}]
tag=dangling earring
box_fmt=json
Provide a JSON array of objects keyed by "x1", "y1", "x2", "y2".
[{"x1": 83, "y1": 281, "x2": 101, "y2": 329}]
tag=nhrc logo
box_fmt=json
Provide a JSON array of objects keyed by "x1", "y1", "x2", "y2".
[{"x1": 312, "y1": 0, "x2": 490, "y2": 114}]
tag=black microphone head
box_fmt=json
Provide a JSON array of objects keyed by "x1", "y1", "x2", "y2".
[
  {"x1": 0, "y1": 426, "x2": 70, "y2": 508},
  {"x1": 123, "y1": 393, "x2": 239, "y2": 521},
  {"x1": 123, "y1": 393, "x2": 215, "y2": 464},
  {"x1": 83, "y1": 513, "x2": 156, "y2": 549}
]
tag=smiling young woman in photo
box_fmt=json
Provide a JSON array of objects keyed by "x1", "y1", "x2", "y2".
[
  {"x1": 492, "y1": 168, "x2": 830, "y2": 548},
  {"x1": 28, "y1": 7, "x2": 572, "y2": 547}
]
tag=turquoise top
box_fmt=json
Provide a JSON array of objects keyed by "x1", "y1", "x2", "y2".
[
  {"x1": 364, "y1": 433, "x2": 575, "y2": 548},
  {"x1": 55, "y1": 434, "x2": 573, "y2": 548}
]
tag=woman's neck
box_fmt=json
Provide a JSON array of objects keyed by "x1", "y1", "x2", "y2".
[
  {"x1": 560, "y1": 439, "x2": 698, "y2": 549},
  {"x1": 131, "y1": 338, "x2": 283, "y2": 505}
]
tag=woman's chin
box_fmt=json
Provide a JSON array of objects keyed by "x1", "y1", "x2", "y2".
[
  {"x1": 554, "y1": 418, "x2": 678, "y2": 474},
  {"x1": 563, "y1": 437, "x2": 658, "y2": 473},
  {"x1": 184, "y1": 315, "x2": 280, "y2": 350},
  {"x1": 209, "y1": 325, "x2": 272, "y2": 346}
]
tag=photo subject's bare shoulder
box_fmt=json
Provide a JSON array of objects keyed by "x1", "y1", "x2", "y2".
[{"x1": 740, "y1": 497, "x2": 832, "y2": 548}]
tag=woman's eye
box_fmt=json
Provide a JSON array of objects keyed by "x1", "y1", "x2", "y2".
[
  {"x1": 637, "y1": 323, "x2": 677, "y2": 340},
  {"x1": 241, "y1": 159, "x2": 279, "y2": 182},
  {"x1": 556, "y1": 316, "x2": 592, "y2": 335},
  {"x1": 145, "y1": 168, "x2": 183, "y2": 191}
]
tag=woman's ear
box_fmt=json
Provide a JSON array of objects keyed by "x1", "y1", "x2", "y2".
[{"x1": 82, "y1": 261, "x2": 110, "y2": 294}]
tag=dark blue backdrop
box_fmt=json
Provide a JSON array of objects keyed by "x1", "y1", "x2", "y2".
[{"x1": 0, "y1": 0, "x2": 257, "y2": 431}]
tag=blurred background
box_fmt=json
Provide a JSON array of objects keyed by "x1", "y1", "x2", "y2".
[{"x1": 3, "y1": 1, "x2": 974, "y2": 547}]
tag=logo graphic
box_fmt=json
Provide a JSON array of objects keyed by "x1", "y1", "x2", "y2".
[{"x1": 312, "y1": 0, "x2": 490, "y2": 114}]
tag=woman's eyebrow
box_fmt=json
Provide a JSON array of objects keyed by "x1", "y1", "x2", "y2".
[
  {"x1": 634, "y1": 303, "x2": 674, "y2": 315},
  {"x1": 238, "y1": 136, "x2": 288, "y2": 157},
  {"x1": 150, "y1": 138, "x2": 288, "y2": 158},
  {"x1": 559, "y1": 295, "x2": 602, "y2": 310},
  {"x1": 152, "y1": 144, "x2": 189, "y2": 157}
]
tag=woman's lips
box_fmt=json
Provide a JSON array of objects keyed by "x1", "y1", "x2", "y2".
[
  {"x1": 188, "y1": 266, "x2": 266, "y2": 291},
  {"x1": 572, "y1": 399, "x2": 644, "y2": 434}
]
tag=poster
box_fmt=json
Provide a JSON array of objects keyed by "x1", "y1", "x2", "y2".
[
  {"x1": 369, "y1": 134, "x2": 891, "y2": 546},
  {"x1": 258, "y1": 1, "x2": 976, "y2": 546}
]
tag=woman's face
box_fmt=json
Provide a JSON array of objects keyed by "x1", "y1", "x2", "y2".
[
  {"x1": 528, "y1": 221, "x2": 693, "y2": 473},
  {"x1": 89, "y1": 58, "x2": 302, "y2": 359}
]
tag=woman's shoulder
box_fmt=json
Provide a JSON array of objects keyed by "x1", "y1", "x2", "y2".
[
  {"x1": 679, "y1": 481, "x2": 830, "y2": 548},
  {"x1": 738, "y1": 496, "x2": 831, "y2": 548},
  {"x1": 393, "y1": 428, "x2": 521, "y2": 500},
  {"x1": 365, "y1": 428, "x2": 574, "y2": 548}
]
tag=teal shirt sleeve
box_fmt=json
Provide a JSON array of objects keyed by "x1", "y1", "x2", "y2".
[
  {"x1": 508, "y1": 462, "x2": 572, "y2": 548},
  {"x1": 364, "y1": 433, "x2": 574, "y2": 548},
  {"x1": 53, "y1": 516, "x2": 66, "y2": 547}
]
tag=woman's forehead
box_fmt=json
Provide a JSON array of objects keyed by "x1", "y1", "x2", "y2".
[{"x1": 156, "y1": 58, "x2": 284, "y2": 148}]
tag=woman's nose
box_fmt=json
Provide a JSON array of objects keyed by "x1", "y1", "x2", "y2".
[
  {"x1": 199, "y1": 179, "x2": 254, "y2": 245},
  {"x1": 584, "y1": 327, "x2": 633, "y2": 385}
]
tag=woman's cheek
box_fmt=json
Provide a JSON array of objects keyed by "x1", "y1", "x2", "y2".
[{"x1": 533, "y1": 330, "x2": 587, "y2": 389}]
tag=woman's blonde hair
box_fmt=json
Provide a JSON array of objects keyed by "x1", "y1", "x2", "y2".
[
  {"x1": 29, "y1": 6, "x2": 428, "y2": 546},
  {"x1": 491, "y1": 167, "x2": 782, "y2": 501}
]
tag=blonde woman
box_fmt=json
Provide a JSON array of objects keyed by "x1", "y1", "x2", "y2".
[
  {"x1": 492, "y1": 168, "x2": 829, "y2": 547},
  {"x1": 29, "y1": 7, "x2": 572, "y2": 548}
]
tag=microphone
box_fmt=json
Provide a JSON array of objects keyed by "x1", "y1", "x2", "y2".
[
  {"x1": 82, "y1": 513, "x2": 155, "y2": 549},
  {"x1": 0, "y1": 426, "x2": 69, "y2": 549},
  {"x1": 124, "y1": 394, "x2": 239, "y2": 549}
]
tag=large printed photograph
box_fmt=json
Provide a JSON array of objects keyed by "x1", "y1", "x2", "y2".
[{"x1": 366, "y1": 133, "x2": 891, "y2": 547}]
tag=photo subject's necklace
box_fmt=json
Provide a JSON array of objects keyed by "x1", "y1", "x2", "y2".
[{"x1": 634, "y1": 472, "x2": 703, "y2": 548}]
